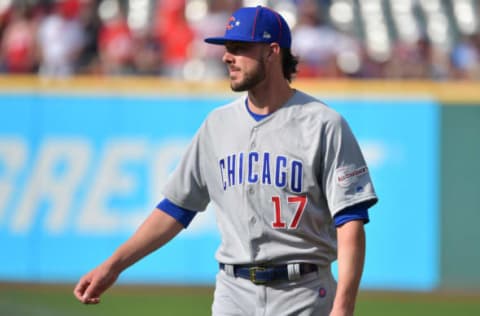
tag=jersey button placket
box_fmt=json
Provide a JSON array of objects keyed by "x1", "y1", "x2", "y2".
[
  {"x1": 251, "y1": 126, "x2": 258, "y2": 149},
  {"x1": 248, "y1": 125, "x2": 262, "y2": 260},
  {"x1": 248, "y1": 126, "x2": 258, "y2": 195}
]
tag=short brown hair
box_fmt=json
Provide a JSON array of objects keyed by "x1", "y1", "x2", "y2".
[{"x1": 281, "y1": 48, "x2": 299, "y2": 82}]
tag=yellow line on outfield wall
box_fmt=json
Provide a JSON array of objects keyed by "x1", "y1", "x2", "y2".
[{"x1": 0, "y1": 75, "x2": 479, "y2": 103}]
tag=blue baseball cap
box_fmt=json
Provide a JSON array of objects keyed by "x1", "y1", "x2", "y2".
[{"x1": 204, "y1": 6, "x2": 292, "y2": 49}]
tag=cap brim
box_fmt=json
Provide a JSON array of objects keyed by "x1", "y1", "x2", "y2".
[
  {"x1": 204, "y1": 37, "x2": 229, "y2": 45},
  {"x1": 204, "y1": 36, "x2": 266, "y2": 45}
]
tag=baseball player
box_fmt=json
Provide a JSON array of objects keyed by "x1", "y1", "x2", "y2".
[{"x1": 74, "y1": 6, "x2": 378, "y2": 316}]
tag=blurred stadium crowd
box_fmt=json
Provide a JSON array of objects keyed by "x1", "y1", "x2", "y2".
[{"x1": 0, "y1": 0, "x2": 479, "y2": 80}]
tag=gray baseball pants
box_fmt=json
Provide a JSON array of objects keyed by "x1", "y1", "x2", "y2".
[{"x1": 212, "y1": 265, "x2": 336, "y2": 316}]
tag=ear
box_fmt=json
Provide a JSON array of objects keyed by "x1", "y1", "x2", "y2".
[
  {"x1": 269, "y1": 43, "x2": 281, "y2": 56},
  {"x1": 264, "y1": 43, "x2": 281, "y2": 63}
]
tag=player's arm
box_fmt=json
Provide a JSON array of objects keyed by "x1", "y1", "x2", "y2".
[
  {"x1": 330, "y1": 219, "x2": 366, "y2": 316},
  {"x1": 74, "y1": 208, "x2": 186, "y2": 304}
]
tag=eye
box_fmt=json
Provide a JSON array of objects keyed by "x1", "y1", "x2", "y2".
[
  {"x1": 225, "y1": 46, "x2": 237, "y2": 54},
  {"x1": 226, "y1": 42, "x2": 250, "y2": 54},
  {"x1": 226, "y1": 44, "x2": 240, "y2": 54}
]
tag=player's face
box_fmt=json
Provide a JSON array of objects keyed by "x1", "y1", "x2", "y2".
[{"x1": 223, "y1": 42, "x2": 268, "y2": 92}]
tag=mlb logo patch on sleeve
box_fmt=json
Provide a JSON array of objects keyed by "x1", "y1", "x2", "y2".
[{"x1": 335, "y1": 165, "x2": 369, "y2": 187}]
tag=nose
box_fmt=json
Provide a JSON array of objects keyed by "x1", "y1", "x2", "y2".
[{"x1": 222, "y1": 51, "x2": 234, "y2": 64}]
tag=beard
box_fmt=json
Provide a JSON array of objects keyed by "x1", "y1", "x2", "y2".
[{"x1": 230, "y1": 58, "x2": 267, "y2": 92}]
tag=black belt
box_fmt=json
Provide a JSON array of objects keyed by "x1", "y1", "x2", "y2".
[{"x1": 219, "y1": 263, "x2": 318, "y2": 285}]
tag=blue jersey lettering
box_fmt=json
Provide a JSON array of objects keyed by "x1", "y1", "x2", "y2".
[
  {"x1": 262, "y1": 152, "x2": 271, "y2": 184},
  {"x1": 227, "y1": 154, "x2": 235, "y2": 186},
  {"x1": 291, "y1": 160, "x2": 303, "y2": 193},
  {"x1": 275, "y1": 156, "x2": 287, "y2": 187},
  {"x1": 219, "y1": 158, "x2": 226, "y2": 190},
  {"x1": 219, "y1": 152, "x2": 303, "y2": 192},
  {"x1": 248, "y1": 152, "x2": 259, "y2": 183}
]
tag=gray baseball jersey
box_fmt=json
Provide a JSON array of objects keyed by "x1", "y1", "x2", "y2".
[{"x1": 162, "y1": 90, "x2": 377, "y2": 267}]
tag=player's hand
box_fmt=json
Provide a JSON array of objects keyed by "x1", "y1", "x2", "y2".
[{"x1": 73, "y1": 264, "x2": 119, "y2": 304}]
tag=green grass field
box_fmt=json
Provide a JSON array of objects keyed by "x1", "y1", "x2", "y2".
[{"x1": 1, "y1": 283, "x2": 479, "y2": 316}]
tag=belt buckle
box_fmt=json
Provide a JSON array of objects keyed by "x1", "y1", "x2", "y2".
[{"x1": 249, "y1": 266, "x2": 267, "y2": 285}]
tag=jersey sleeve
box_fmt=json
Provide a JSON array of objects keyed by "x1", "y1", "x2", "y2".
[
  {"x1": 333, "y1": 205, "x2": 369, "y2": 227},
  {"x1": 320, "y1": 113, "x2": 378, "y2": 217},
  {"x1": 157, "y1": 198, "x2": 197, "y2": 228},
  {"x1": 161, "y1": 125, "x2": 211, "y2": 212}
]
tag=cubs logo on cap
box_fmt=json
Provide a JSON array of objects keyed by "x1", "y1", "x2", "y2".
[{"x1": 204, "y1": 6, "x2": 292, "y2": 49}]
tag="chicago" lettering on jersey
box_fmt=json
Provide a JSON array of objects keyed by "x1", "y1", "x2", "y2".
[{"x1": 218, "y1": 152, "x2": 303, "y2": 193}]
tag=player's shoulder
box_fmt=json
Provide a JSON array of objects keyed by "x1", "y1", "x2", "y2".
[
  {"x1": 291, "y1": 90, "x2": 343, "y2": 122},
  {"x1": 211, "y1": 96, "x2": 243, "y2": 113},
  {"x1": 203, "y1": 96, "x2": 245, "y2": 122}
]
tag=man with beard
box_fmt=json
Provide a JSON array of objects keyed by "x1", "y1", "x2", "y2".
[{"x1": 74, "y1": 6, "x2": 378, "y2": 316}]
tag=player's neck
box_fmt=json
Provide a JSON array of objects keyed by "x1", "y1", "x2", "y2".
[{"x1": 247, "y1": 80, "x2": 294, "y2": 115}]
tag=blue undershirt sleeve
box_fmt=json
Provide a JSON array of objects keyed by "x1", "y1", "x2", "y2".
[
  {"x1": 334, "y1": 205, "x2": 370, "y2": 227},
  {"x1": 157, "y1": 198, "x2": 197, "y2": 228}
]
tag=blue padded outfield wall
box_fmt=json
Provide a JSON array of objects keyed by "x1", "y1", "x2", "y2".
[{"x1": 0, "y1": 92, "x2": 439, "y2": 290}]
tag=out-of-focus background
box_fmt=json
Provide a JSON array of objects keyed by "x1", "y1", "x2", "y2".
[
  {"x1": 0, "y1": 0, "x2": 479, "y2": 79},
  {"x1": 0, "y1": 0, "x2": 479, "y2": 315}
]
